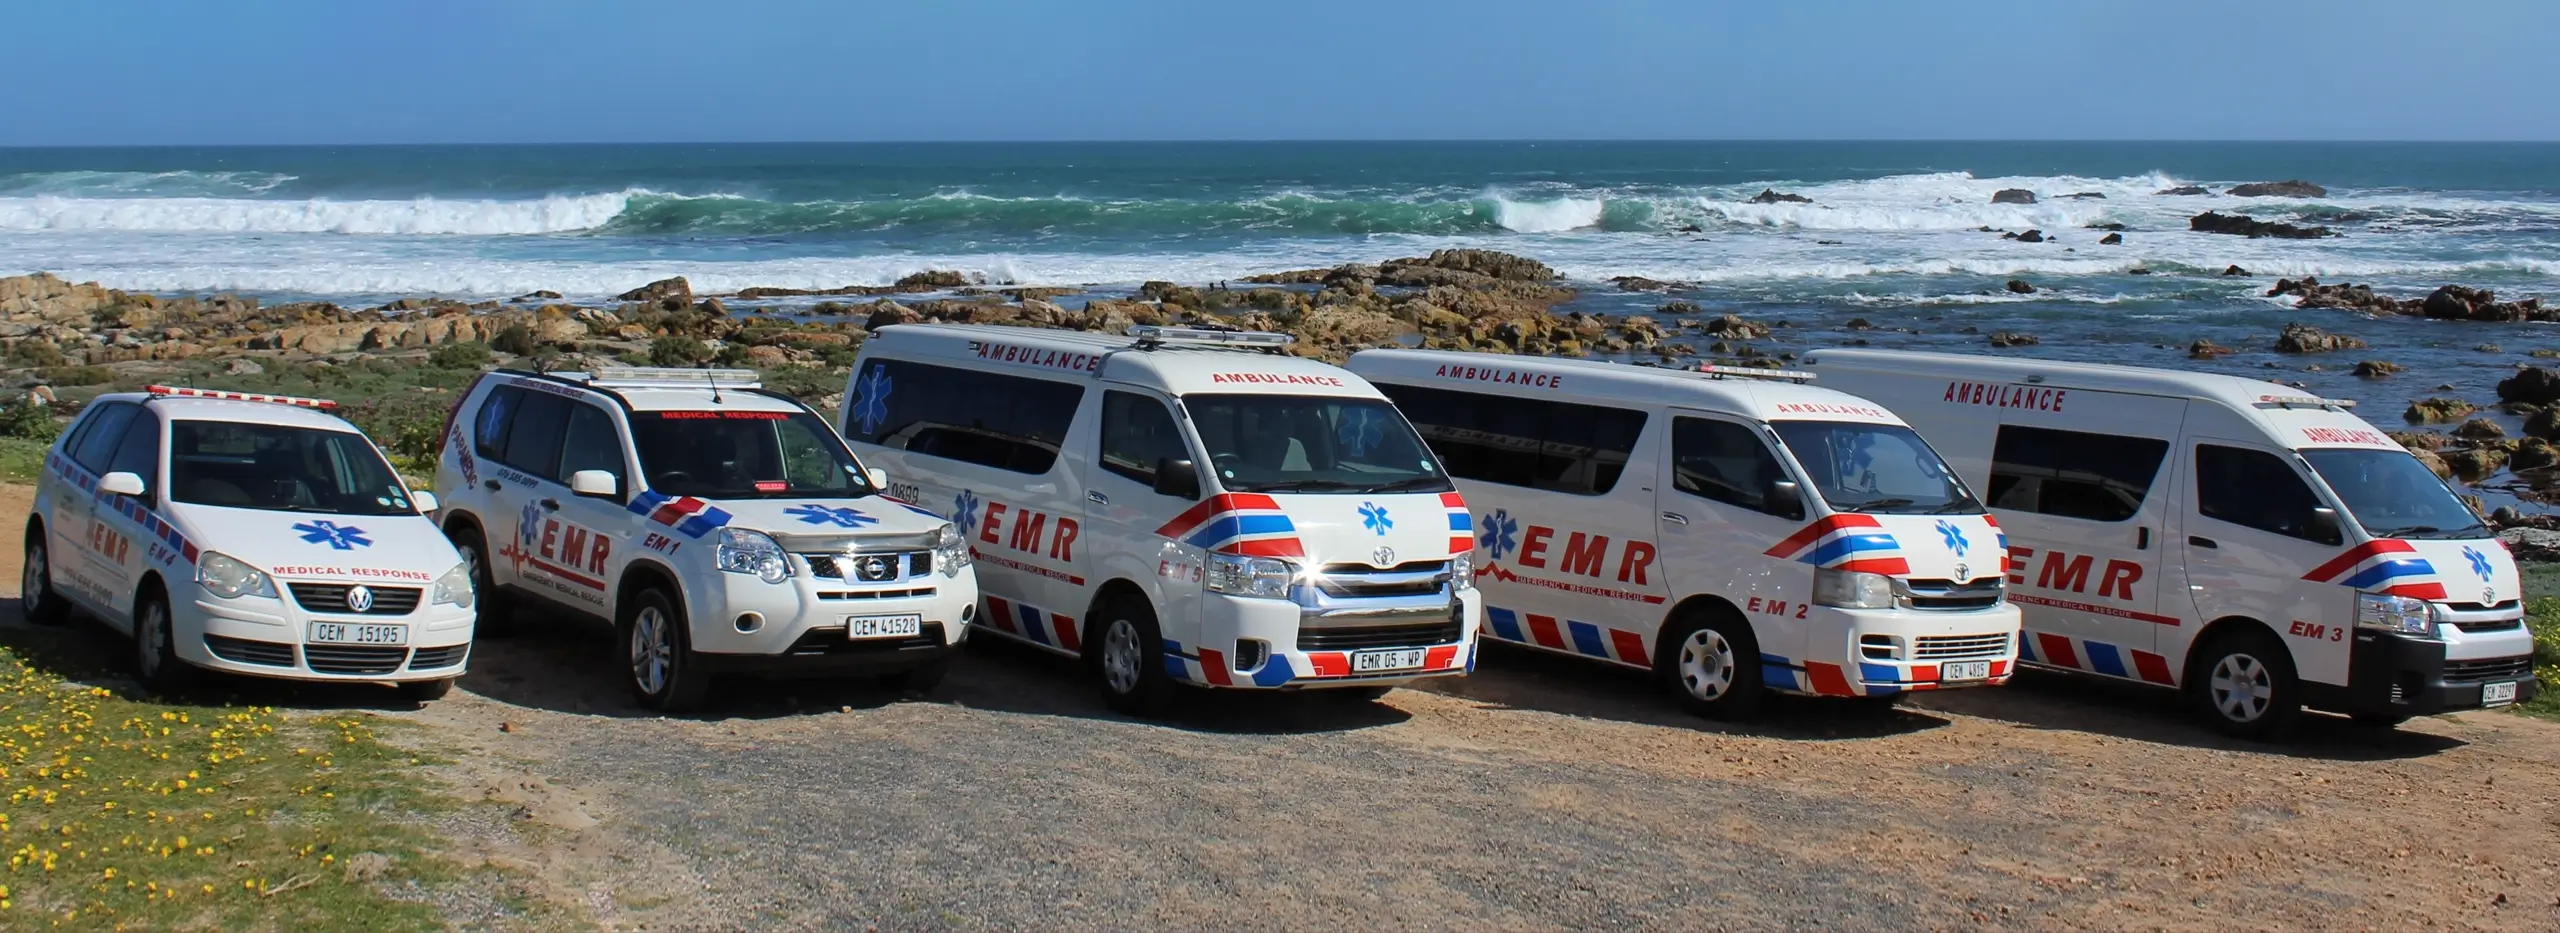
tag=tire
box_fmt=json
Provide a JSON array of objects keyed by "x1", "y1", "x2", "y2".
[
  {"x1": 883, "y1": 657, "x2": 950, "y2": 694},
  {"x1": 398, "y1": 678, "x2": 455, "y2": 703},
  {"x1": 133, "y1": 586, "x2": 201, "y2": 698},
  {"x1": 620, "y1": 587, "x2": 711, "y2": 713},
  {"x1": 1658, "y1": 606, "x2": 1765, "y2": 720},
  {"x1": 1092, "y1": 596, "x2": 1175, "y2": 717},
  {"x1": 447, "y1": 524, "x2": 514, "y2": 636},
  {"x1": 21, "y1": 526, "x2": 70, "y2": 626},
  {"x1": 2189, "y1": 628, "x2": 2302, "y2": 741}
]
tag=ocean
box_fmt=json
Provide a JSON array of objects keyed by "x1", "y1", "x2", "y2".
[{"x1": 3, "y1": 140, "x2": 2558, "y2": 504}]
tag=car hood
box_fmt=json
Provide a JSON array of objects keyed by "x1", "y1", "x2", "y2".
[
  {"x1": 2310, "y1": 537, "x2": 2520, "y2": 605},
  {"x1": 689, "y1": 496, "x2": 954, "y2": 549},
  {"x1": 1166, "y1": 491, "x2": 1470, "y2": 566},
  {"x1": 165, "y1": 503, "x2": 463, "y2": 584},
  {"x1": 1769, "y1": 512, "x2": 2007, "y2": 585}
]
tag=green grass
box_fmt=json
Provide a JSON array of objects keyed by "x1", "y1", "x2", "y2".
[
  {"x1": 0, "y1": 438, "x2": 48, "y2": 485},
  {"x1": 2522, "y1": 565, "x2": 2560, "y2": 720}
]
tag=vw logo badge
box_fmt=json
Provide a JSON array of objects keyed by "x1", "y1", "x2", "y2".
[
  {"x1": 1952, "y1": 562, "x2": 1970, "y2": 582},
  {"x1": 345, "y1": 585, "x2": 374, "y2": 613},
  {"x1": 1372, "y1": 546, "x2": 1396, "y2": 568}
]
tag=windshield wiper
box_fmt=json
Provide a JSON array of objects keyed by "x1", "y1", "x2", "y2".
[
  {"x1": 1252, "y1": 479, "x2": 1362, "y2": 492},
  {"x1": 2369, "y1": 522, "x2": 2487, "y2": 539},
  {"x1": 1836, "y1": 497, "x2": 1916, "y2": 512},
  {"x1": 1362, "y1": 476, "x2": 1452, "y2": 493}
]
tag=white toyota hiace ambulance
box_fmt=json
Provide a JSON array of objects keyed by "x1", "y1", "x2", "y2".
[
  {"x1": 842, "y1": 325, "x2": 1483, "y2": 716},
  {"x1": 1804, "y1": 349, "x2": 2542, "y2": 737},
  {"x1": 24, "y1": 386, "x2": 474, "y2": 700},
  {"x1": 1347, "y1": 350, "x2": 2022, "y2": 718}
]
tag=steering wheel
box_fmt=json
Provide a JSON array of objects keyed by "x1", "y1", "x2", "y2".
[
  {"x1": 1210, "y1": 453, "x2": 1244, "y2": 475},
  {"x1": 655, "y1": 471, "x2": 697, "y2": 486}
]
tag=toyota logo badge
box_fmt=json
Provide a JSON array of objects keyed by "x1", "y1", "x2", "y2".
[
  {"x1": 1952, "y1": 562, "x2": 1970, "y2": 582},
  {"x1": 345, "y1": 585, "x2": 374, "y2": 613},
  {"x1": 1372, "y1": 546, "x2": 1396, "y2": 567}
]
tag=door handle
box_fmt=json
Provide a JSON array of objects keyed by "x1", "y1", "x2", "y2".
[
  {"x1": 540, "y1": 498, "x2": 561, "y2": 512},
  {"x1": 2189, "y1": 535, "x2": 2218, "y2": 549},
  {"x1": 1087, "y1": 491, "x2": 1108, "y2": 505},
  {"x1": 1661, "y1": 512, "x2": 1689, "y2": 525},
  {"x1": 2136, "y1": 526, "x2": 2150, "y2": 550},
  {"x1": 483, "y1": 480, "x2": 502, "y2": 492}
]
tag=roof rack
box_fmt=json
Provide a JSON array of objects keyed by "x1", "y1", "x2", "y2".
[
  {"x1": 1126, "y1": 325, "x2": 1294, "y2": 352},
  {"x1": 1691, "y1": 363, "x2": 1816, "y2": 384},
  {"x1": 576, "y1": 367, "x2": 765, "y2": 389},
  {"x1": 143, "y1": 385, "x2": 338, "y2": 410},
  {"x1": 2255, "y1": 392, "x2": 2356, "y2": 410}
]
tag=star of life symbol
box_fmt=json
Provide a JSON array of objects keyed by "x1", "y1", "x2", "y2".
[
  {"x1": 293, "y1": 519, "x2": 372, "y2": 551},
  {"x1": 1478, "y1": 509, "x2": 1519, "y2": 560},
  {"x1": 1358, "y1": 501, "x2": 1393, "y2": 536},
  {"x1": 850, "y1": 365, "x2": 893, "y2": 436},
  {"x1": 2462, "y1": 545, "x2": 2494, "y2": 582},
  {"x1": 1337, "y1": 408, "x2": 1385, "y2": 457},
  {"x1": 952, "y1": 489, "x2": 981, "y2": 533},
  {"x1": 785, "y1": 503, "x2": 878, "y2": 529},
  {"x1": 1934, "y1": 519, "x2": 1969, "y2": 557}
]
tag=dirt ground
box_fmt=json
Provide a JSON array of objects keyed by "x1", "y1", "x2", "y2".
[{"x1": 7, "y1": 483, "x2": 2559, "y2": 931}]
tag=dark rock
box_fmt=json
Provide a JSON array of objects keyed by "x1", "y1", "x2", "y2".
[
  {"x1": 2274, "y1": 323, "x2": 2364, "y2": 353},
  {"x1": 1611, "y1": 276, "x2": 1680, "y2": 293},
  {"x1": 2525, "y1": 408, "x2": 2560, "y2": 441},
  {"x1": 1991, "y1": 188, "x2": 2037, "y2": 204},
  {"x1": 1746, "y1": 188, "x2": 1813, "y2": 204},
  {"x1": 2223, "y1": 265, "x2": 2251, "y2": 276},
  {"x1": 2085, "y1": 222, "x2": 2128, "y2": 231},
  {"x1": 2443, "y1": 446, "x2": 2508, "y2": 481},
  {"x1": 2098, "y1": 233, "x2": 2123, "y2": 245},
  {"x1": 2497, "y1": 367, "x2": 2560, "y2": 406},
  {"x1": 1701, "y1": 313, "x2": 1771, "y2": 339},
  {"x1": 2058, "y1": 192, "x2": 2107, "y2": 200},
  {"x1": 1675, "y1": 224, "x2": 1705, "y2": 233},
  {"x1": 1988, "y1": 331, "x2": 2039, "y2": 348},
  {"x1": 2455, "y1": 418, "x2": 2507, "y2": 441},
  {"x1": 2405, "y1": 397, "x2": 2477, "y2": 424},
  {"x1": 1845, "y1": 318, "x2": 1874, "y2": 330},
  {"x1": 512, "y1": 290, "x2": 563, "y2": 302},
  {"x1": 2410, "y1": 447, "x2": 2454, "y2": 480},
  {"x1": 2005, "y1": 279, "x2": 2035, "y2": 294},
  {"x1": 2227, "y1": 180, "x2": 2327, "y2": 198},
  {"x1": 2477, "y1": 343, "x2": 2503, "y2": 354},
  {"x1": 2014, "y1": 229, "x2": 2044, "y2": 243},
  {"x1": 2267, "y1": 277, "x2": 2410, "y2": 315},
  {"x1": 616, "y1": 276, "x2": 692, "y2": 307},
  {"x1": 2354, "y1": 360, "x2": 2402, "y2": 378},
  {"x1": 895, "y1": 269, "x2": 972, "y2": 289},
  {"x1": 2189, "y1": 339, "x2": 2233, "y2": 359},
  {"x1": 2128, "y1": 267, "x2": 2153, "y2": 275},
  {"x1": 2512, "y1": 438, "x2": 2559, "y2": 472},
  {"x1": 2190, "y1": 211, "x2": 2332, "y2": 239},
  {"x1": 2155, "y1": 185, "x2": 2211, "y2": 196},
  {"x1": 2421, "y1": 284, "x2": 2552, "y2": 322}
]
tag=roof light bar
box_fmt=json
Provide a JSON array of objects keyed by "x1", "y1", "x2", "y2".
[
  {"x1": 2255, "y1": 393, "x2": 2357, "y2": 409},
  {"x1": 583, "y1": 367, "x2": 765, "y2": 389},
  {"x1": 1126, "y1": 325, "x2": 1296, "y2": 348},
  {"x1": 144, "y1": 385, "x2": 339, "y2": 410},
  {"x1": 1693, "y1": 364, "x2": 1817, "y2": 383}
]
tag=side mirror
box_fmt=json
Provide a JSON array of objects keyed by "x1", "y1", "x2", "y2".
[
  {"x1": 1152, "y1": 457, "x2": 1202, "y2": 500},
  {"x1": 97, "y1": 471, "x2": 146, "y2": 497},
  {"x1": 1768, "y1": 479, "x2": 1806, "y2": 521},
  {"x1": 2310, "y1": 506, "x2": 2344, "y2": 544},
  {"x1": 411, "y1": 490, "x2": 440, "y2": 514},
  {"x1": 568, "y1": 470, "x2": 620, "y2": 499},
  {"x1": 865, "y1": 467, "x2": 889, "y2": 490}
]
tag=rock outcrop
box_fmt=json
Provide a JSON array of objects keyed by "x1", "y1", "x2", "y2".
[
  {"x1": 2274, "y1": 323, "x2": 2364, "y2": 353},
  {"x1": 2226, "y1": 180, "x2": 2327, "y2": 198},
  {"x1": 616, "y1": 276, "x2": 692, "y2": 309},
  {"x1": 2497, "y1": 367, "x2": 2560, "y2": 406},
  {"x1": 2405, "y1": 397, "x2": 2477, "y2": 424},
  {"x1": 2005, "y1": 280, "x2": 2035, "y2": 294},
  {"x1": 1988, "y1": 331, "x2": 2038, "y2": 348},
  {"x1": 1991, "y1": 188, "x2": 2037, "y2": 204},
  {"x1": 2420, "y1": 284, "x2": 2552, "y2": 322},
  {"x1": 2098, "y1": 232, "x2": 2123, "y2": 245},
  {"x1": 2155, "y1": 185, "x2": 2210, "y2": 196},
  {"x1": 2190, "y1": 212, "x2": 2332, "y2": 239},
  {"x1": 1746, "y1": 188, "x2": 1812, "y2": 204}
]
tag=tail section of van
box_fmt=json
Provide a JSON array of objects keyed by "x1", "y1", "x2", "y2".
[
  {"x1": 1804, "y1": 348, "x2": 2542, "y2": 738},
  {"x1": 1347, "y1": 350, "x2": 2022, "y2": 718}
]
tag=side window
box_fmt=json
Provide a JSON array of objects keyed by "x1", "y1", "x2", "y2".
[
  {"x1": 70, "y1": 403, "x2": 139, "y2": 472},
  {"x1": 498, "y1": 391, "x2": 571, "y2": 478},
  {"x1": 473, "y1": 386, "x2": 520, "y2": 462},
  {"x1": 2197, "y1": 445, "x2": 2341, "y2": 544},
  {"x1": 1670, "y1": 417, "x2": 1803, "y2": 520},
  {"x1": 1376, "y1": 383, "x2": 1646, "y2": 496},
  {"x1": 556, "y1": 402, "x2": 626, "y2": 485},
  {"x1": 104, "y1": 414, "x2": 163, "y2": 497},
  {"x1": 849, "y1": 359, "x2": 1084, "y2": 475},
  {"x1": 1098, "y1": 390, "x2": 1187, "y2": 487},
  {"x1": 1987, "y1": 425, "x2": 2168, "y2": 522}
]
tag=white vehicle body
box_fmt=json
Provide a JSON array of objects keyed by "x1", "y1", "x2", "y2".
[
  {"x1": 433, "y1": 368, "x2": 977, "y2": 709},
  {"x1": 842, "y1": 325, "x2": 1483, "y2": 712},
  {"x1": 1347, "y1": 351, "x2": 2022, "y2": 712},
  {"x1": 25, "y1": 387, "x2": 474, "y2": 686},
  {"x1": 1804, "y1": 348, "x2": 2541, "y2": 732}
]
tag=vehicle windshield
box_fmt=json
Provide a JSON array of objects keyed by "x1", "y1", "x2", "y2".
[
  {"x1": 170, "y1": 421, "x2": 416, "y2": 515},
  {"x1": 1770, "y1": 420, "x2": 1982, "y2": 515},
  {"x1": 2301, "y1": 448, "x2": 2488, "y2": 539},
  {"x1": 1183, "y1": 394, "x2": 1453, "y2": 494},
  {"x1": 630, "y1": 409, "x2": 877, "y2": 500}
]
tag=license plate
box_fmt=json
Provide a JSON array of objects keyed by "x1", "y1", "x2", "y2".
[
  {"x1": 1939, "y1": 660, "x2": 1992, "y2": 682},
  {"x1": 308, "y1": 622, "x2": 408, "y2": 646},
  {"x1": 2483, "y1": 681, "x2": 2519, "y2": 707},
  {"x1": 846, "y1": 614, "x2": 923, "y2": 640},
  {"x1": 1351, "y1": 648, "x2": 1427, "y2": 673}
]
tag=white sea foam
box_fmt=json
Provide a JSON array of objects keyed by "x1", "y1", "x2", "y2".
[
  {"x1": 0, "y1": 190, "x2": 636, "y2": 235},
  {"x1": 1492, "y1": 195, "x2": 1604, "y2": 233}
]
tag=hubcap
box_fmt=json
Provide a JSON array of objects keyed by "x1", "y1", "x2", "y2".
[
  {"x1": 23, "y1": 543, "x2": 44, "y2": 605},
  {"x1": 1677, "y1": 628, "x2": 1736, "y2": 701},
  {"x1": 1101, "y1": 618, "x2": 1142, "y2": 695},
  {"x1": 138, "y1": 602, "x2": 166, "y2": 677},
  {"x1": 2210, "y1": 652, "x2": 2273, "y2": 722},
  {"x1": 630, "y1": 606, "x2": 672, "y2": 695},
  {"x1": 460, "y1": 543, "x2": 484, "y2": 589}
]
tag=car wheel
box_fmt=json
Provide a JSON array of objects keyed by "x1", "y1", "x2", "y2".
[
  {"x1": 2190, "y1": 628, "x2": 2302, "y2": 741},
  {"x1": 133, "y1": 586, "x2": 200, "y2": 698},
  {"x1": 21, "y1": 527, "x2": 69, "y2": 626},
  {"x1": 1093, "y1": 596, "x2": 1174, "y2": 717},
  {"x1": 398, "y1": 678, "x2": 455, "y2": 703},
  {"x1": 1659, "y1": 606, "x2": 1764, "y2": 720},
  {"x1": 620, "y1": 587, "x2": 710, "y2": 713},
  {"x1": 448, "y1": 524, "x2": 513, "y2": 636}
]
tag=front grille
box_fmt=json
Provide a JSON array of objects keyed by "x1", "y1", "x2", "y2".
[
  {"x1": 784, "y1": 622, "x2": 945, "y2": 655},
  {"x1": 204, "y1": 634, "x2": 296, "y2": 667},
  {"x1": 1914, "y1": 633, "x2": 2011, "y2": 660},
  {"x1": 409, "y1": 644, "x2": 470, "y2": 670},
  {"x1": 2443, "y1": 600, "x2": 2521, "y2": 614},
  {"x1": 1314, "y1": 561, "x2": 1450, "y2": 598},
  {"x1": 305, "y1": 644, "x2": 409, "y2": 675},
  {"x1": 1297, "y1": 620, "x2": 1463, "y2": 652},
  {"x1": 803, "y1": 551, "x2": 931, "y2": 583},
  {"x1": 287, "y1": 583, "x2": 422, "y2": 616},
  {"x1": 1901, "y1": 578, "x2": 2004, "y2": 611},
  {"x1": 817, "y1": 588, "x2": 937, "y2": 600},
  {"x1": 2442, "y1": 656, "x2": 2533, "y2": 684}
]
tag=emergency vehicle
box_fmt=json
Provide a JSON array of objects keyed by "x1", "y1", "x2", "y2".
[
  {"x1": 1803, "y1": 348, "x2": 2541, "y2": 737},
  {"x1": 1347, "y1": 350, "x2": 2022, "y2": 718},
  {"x1": 841, "y1": 325, "x2": 1483, "y2": 716},
  {"x1": 433, "y1": 367, "x2": 978, "y2": 712},
  {"x1": 22, "y1": 386, "x2": 474, "y2": 699}
]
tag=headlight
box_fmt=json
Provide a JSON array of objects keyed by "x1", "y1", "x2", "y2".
[
  {"x1": 1205, "y1": 553, "x2": 1295, "y2": 599},
  {"x1": 715, "y1": 528, "x2": 794, "y2": 584},
  {"x1": 1450, "y1": 551, "x2": 1475, "y2": 591},
  {"x1": 196, "y1": 551, "x2": 277, "y2": 600},
  {"x1": 1812, "y1": 567, "x2": 1894, "y2": 610},
  {"x1": 2354, "y1": 592, "x2": 2436, "y2": 636},
  {"x1": 933, "y1": 523, "x2": 972, "y2": 578},
  {"x1": 430, "y1": 562, "x2": 474, "y2": 609}
]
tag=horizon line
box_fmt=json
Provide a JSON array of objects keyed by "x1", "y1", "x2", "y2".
[{"x1": 7, "y1": 137, "x2": 2560, "y2": 149}]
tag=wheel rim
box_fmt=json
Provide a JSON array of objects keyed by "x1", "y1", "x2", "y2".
[
  {"x1": 459, "y1": 542, "x2": 487, "y2": 592},
  {"x1": 2209, "y1": 652, "x2": 2273, "y2": 722},
  {"x1": 1101, "y1": 618, "x2": 1143, "y2": 695},
  {"x1": 23, "y1": 542, "x2": 44, "y2": 606},
  {"x1": 1677, "y1": 628, "x2": 1736, "y2": 701},
  {"x1": 630, "y1": 606, "x2": 672, "y2": 696},
  {"x1": 138, "y1": 602, "x2": 167, "y2": 678}
]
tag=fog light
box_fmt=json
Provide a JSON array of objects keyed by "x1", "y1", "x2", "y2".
[
  {"x1": 734, "y1": 612, "x2": 763, "y2": 634},
  {"x1": 961, "y1": 603, "x2": 975, "y2": 623},
  {"x1": 1233, "y1": 639, "x2": 1269, "y2": 672},
  {"x1": 1859, "y1": 633, "x2": 1899, "y2": 661}
]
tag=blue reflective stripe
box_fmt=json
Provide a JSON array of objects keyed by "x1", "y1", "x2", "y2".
[
  {"x1": 1446, "y1": 512, "x2": 1471, "y2": 531},
  {"x1": 1859, "y1": 662, "x2": 1899, "y2": 684},
  {"x1": 1251, "y1": 658, "x2": 1294, "y2": 687},
  {"x1": 1803, "y1": 533, "x2": 1897, "y2": 566},
  {"x1": 2084, "y1": 640, "x2": 2128, "y2": 678},
  {"x1": 2340, "y1": 559, "x2": 2434, "y2": 590},
  {"x1": 1184, "y1": 513, "x2": 1294, "y2": 548},
  {"x1": 1015, "y1": 603, "x2": 1048, "y2": 646},
  {"x1": 1566, "y1": 620, "x2": 1608, "y2": 658},
  {"x1": 1486, "y1": 606, "x2": 1525, "y2": 642}
]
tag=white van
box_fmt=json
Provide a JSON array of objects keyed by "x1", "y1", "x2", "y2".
[
  {"x1": 843, "y1": 325, "x2": 1483, "y2": 715},
  {"x1": 1345, "y1": 350, "x2": 2022, "y2": 718},
  {"x1": 1803, "y1": 348, "x2": 2542, "y2": 737}
]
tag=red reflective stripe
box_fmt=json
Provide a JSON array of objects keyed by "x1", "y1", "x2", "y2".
[
  {"x1": 1763, "y1": 513, "x2": 1886, "y2": 558},
  {"x1": 1049, "y1": 613, "x2": 1081, "y2": 652},
  {"x1": 2303, "y1": 539, "x2": 2417, "y2": 582},
  {"x1": 2034, "y1": 632, "x2": 2080, "y2": 669},
  {"x1": 2381, "y1": 582, "x2": 2449, "y2": 600},
  {"x1": 1425, "y1": 645, "x2": 1458, "y2": 670},
  {"x1": 1198, "y1": 647, "x2": 1234, "y2": 686},
  {"x1": 1608, "y1": 629, "x2": 1649, "y2": 667},
  {"x1": 1307, "y1": 652, "x2": 1349, "y2": 677},
  {"x1": 1448, "y1": 535, "x2": 1474, "y2": 556},
  {"x1": 984, "y1": 597, "x2": 1018, "y2": 634},
  {"x1": 1805, "y1": 661, "x2": 1853, "y2": 696},
  {"x1": 1438, "y1": 492, "x2": 1467, "y2": 509},
  {"x1": 1525, "y1": 614, "x2": 1564, "y2": 649},
  {"x1": 1912, "y1": 664, "x2": 1939, "y2": 682},
  {"x1": 2131, "y1": 649, "x2": 2175, "y2": 685},
  {"x1": 649, "y1": 496, "x2": 704, "y2": 527},
  {"x1": 1990, "y1": 659, "x2": 2011, "y2": 678}
]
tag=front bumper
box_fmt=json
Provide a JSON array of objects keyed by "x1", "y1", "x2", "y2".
[
  {"x1": 183, "y1": 585, "x2": 475, "y2": 684},
  {"x1": 1169, "y1": 588, "x2": 1484, "y2": 689},
  {"x1": 1773, "y1": 603, "x2": 2025, "y2": 698},
  {"x1": 683, "y1": 564, "x2": 977, "y2": 674},
  {"x1": 2302, "y1": 625, "x2": 2541, "y2": 717}
]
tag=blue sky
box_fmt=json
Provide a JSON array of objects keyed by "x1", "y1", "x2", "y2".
[{"x1": 4, "y1": 0, "x2": 2554, "y2": 144}]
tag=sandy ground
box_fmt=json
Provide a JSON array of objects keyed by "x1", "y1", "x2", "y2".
[{"x1": 7, "y1": 482, "x2": 2559, "y2": 930}]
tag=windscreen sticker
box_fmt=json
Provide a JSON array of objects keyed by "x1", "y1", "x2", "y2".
[
  {"x1": 650, "y1": 410, "x2": 789, "y2": 420},
  {"x1": 270, "y1": 565, "x2": 435, "y2": 581},
  {"x1": 850, "y1": 365, "x2": 893, "y2": 435},
  {"x1": 1769, "y1": 401, "x2": 1893, "y2": 420},
  {"x1": 2300, "y1": 427, "x2": 2394, "y2": 447},
  {"x1": 1336, "y1": 407, "x2": 1385, "y2": 456}
]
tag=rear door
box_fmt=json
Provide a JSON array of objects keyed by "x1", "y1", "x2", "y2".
[
  {"x1": 1984, "y1": 395, "x2": 2188, "y2": 682},
  {"x1": 479, "y1": 387, "x2": 575, "y2": 606}
]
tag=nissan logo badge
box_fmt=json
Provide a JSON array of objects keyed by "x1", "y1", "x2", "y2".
[{"x1": 345, "y1": 585, "x2": 375, "y2": 613}]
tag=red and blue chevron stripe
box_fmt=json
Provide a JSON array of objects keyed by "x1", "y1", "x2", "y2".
[
  {"x1": 627, "y1": 490, "x2": 736, "y2": 539},
  {"x1": 1153, "y1": 493, "x2": 1303, "y2": 557},
  {"x1": 982, "y1": 594, "x2": 1082, "y2": 652},
  {"x1": 49, "y1": 452, "x2": 198, "y2": 565},
  {"x1": 2303, "y1": 539, "x2": 2445, "y2": 600},
  {"x1": 1763, "y1": 514, "x2": 1910, "y2": 576},
  {"x1": 1439, "y1": 492, "x2": 1472, "y2": 556},
  {"x1": 1484, "y1": 605, "x2": 1650, "y2": 667}
]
